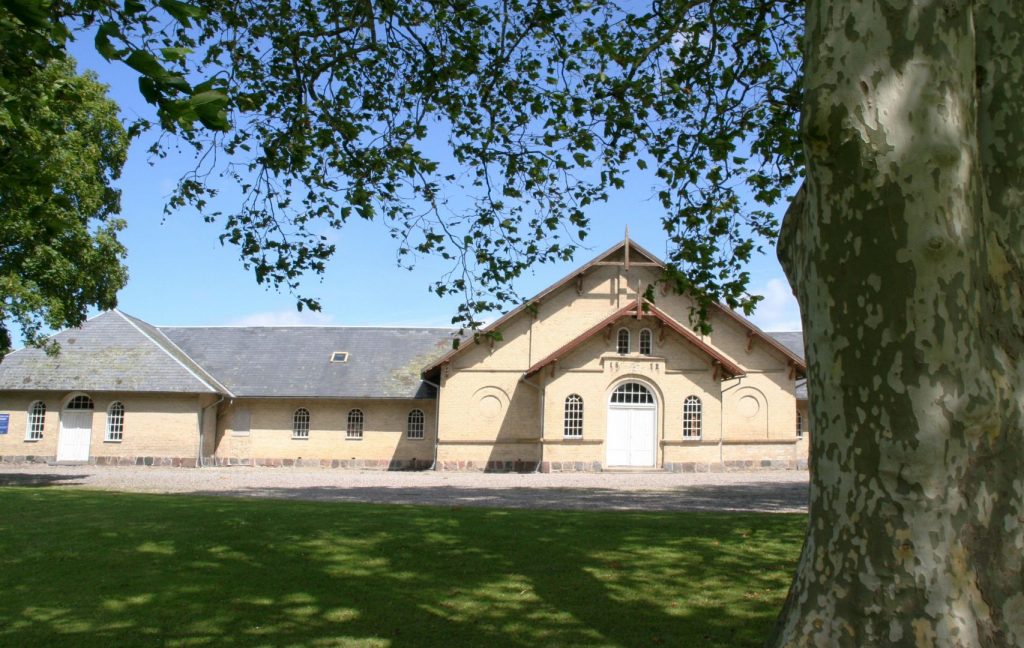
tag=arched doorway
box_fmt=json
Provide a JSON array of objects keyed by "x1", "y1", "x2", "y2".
[
  {"x1": 607, "y1": 381, "x2": 657, "y2": 467},
  {"x1": 57, "y1": 394, "x2": 94, "y2": 463}
]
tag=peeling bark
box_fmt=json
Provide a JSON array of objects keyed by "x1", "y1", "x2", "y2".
[{"x1": 772, "y1": 1, "x2": 1024, "y2": 646}]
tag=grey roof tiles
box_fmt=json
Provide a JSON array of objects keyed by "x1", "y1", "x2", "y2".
[
  {"x1": 0, "y1": 311, "x2": 218, "y2": 393},
  {"x1": 0, "y1": 311, "x2": 807, "y2": 401},
  {"x1": 160, "y1": 326, "x2": 455, "y2": 399}
]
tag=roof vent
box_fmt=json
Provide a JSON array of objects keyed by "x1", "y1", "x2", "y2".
[{"x1": 330, "y1": 351, "x2": 349, "y2": 363}]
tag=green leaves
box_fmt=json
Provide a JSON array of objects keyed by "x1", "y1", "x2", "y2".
[
  {"x1": 158, "y1": 0, "x2": 205, "y2": 25},
  {"x1": 0, "y1": 59, "x2": 129, "y2": 353},
  {"x1": 2, "y1": 0, "x2": 49, "y2": 30},
  {"x1": 124, "y1": 49, "x2": 167, "y2": 78},
  {"x1": 5, "y1": 0, "x2": 803, "y2": 338}
]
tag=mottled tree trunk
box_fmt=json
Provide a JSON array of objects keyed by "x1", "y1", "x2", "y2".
[{"x1": 772, "y1": 1, "x2": 1024, "y2": 646}]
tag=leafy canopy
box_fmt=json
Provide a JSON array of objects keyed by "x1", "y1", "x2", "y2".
[
  {"x1": 2, "y1": 0, "x2": 802, "y2": 338},
  {"x1": 0, "y1": 53, "x2": 129, "y2": 354}
]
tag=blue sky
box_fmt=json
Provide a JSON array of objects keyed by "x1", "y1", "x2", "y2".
[{"x1": 66, "y1": 40, "x2": 802, "y2": 333}]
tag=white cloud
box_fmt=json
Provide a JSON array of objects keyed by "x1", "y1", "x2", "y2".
[
  {"x1": 227, "y1": 309, "x2": 337, "y2": 327},
  {"x1": 749, "y1": 278, "x2": 802, "y2": 331}
]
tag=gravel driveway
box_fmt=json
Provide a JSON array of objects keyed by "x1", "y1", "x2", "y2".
[{"x1": 0, "y1": 465, "x2": 808, "y2": 513}]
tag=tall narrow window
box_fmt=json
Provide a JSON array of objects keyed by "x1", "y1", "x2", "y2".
[
  {"x1": 105, "y1": 402, "x2": 125, "y2": 442},
  {"x1": 682, "y1": 396, "x2": 702, "y2": 439},
  {"x1": 639, "y1": 329, "x2": 653, "y2": 355},
  {"x1": 564, "y1": 394, "x2": 584, "y2": 438},
  {"x1": 27, "y1": 401, "x2": 45, "y2": 441},
  {"x1": 407, "y1": 409, "x2": 425, "y2": 439},
  {"x1": 293, "y1": 408, "x2": 310, "y2": 439},
  {"x1": 347, "y1": 409, "x2": 364, "y2": 439},
  {"x1": 796, "y1": 410, "x2": 804, "y2": 438},
  {"x1": 616, "y1": 328, "x2": 630, "y2": 354}
]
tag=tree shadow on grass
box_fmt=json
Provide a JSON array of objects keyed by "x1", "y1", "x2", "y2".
[
  {"x1": 0, "y1": 489, "x2": 805, "y2": 647},
  {"x1": 0, "y1": 473, "x2": 87, "y2": 487},
  {"x1": 184, "y1": 480, "x2": 808, "y2": 514}
]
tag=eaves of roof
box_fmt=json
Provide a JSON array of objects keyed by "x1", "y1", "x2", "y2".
[
  {"x1": 422, "y1": 237, "x2": 663, "y2": 378},
  {"x1": 422, "y1": 236, "x2": 807, "y2": 379},
  {"x1": 524, "y1": 299, "x2": 745, "y2": 379}
]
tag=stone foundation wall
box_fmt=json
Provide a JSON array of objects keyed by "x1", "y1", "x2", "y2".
[
  {"x1": 664, "y1": 459, "x2": 807, "y2": 472},
  {"x1": 0, "y1": 454, "x2": 54, "y2": 465},
  {"x1": 209, "y1": 457, "x2": 434, "y2": 470},
  {"x1": 540, "y1": 460, "x2": 604, "y2": 473},
  {"x1": 436, "y1": 459, "x2": 540, "y2": 472},
  {"x1": 0, "y1": 454, "x2": 197, "y2": 467}
]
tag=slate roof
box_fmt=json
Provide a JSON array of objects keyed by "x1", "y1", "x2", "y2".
[
  {"x1": 767, "y1": 331, "x2": 807, "y2": 400},
  {"x1": 161, "y1": 326, "x2": 454, "y2": 399},
  {"x1": 0, "y1": 311, "x2": 219, "y2": 393},
  {"x1": 0, "y1": 310, "x2": 804, "y2": 401}
]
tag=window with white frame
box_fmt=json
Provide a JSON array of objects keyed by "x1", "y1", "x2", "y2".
[
  {"x1": 616, "y1": 328, "x2": 630, "y2": 354},
  {"x1": 610, "y1": 382, "x2": 654, "y2": 404},
  {"x1": 105, "y1": 402, "x2": 125, "y2": 442},
  {"x1": 564, "y1": 394, "x2": 584, "y2": 437},
  {"x1": 347, "y1": 409, "x2": 364, "y2": 439},
  {"x1": 407, "y1": 409, "x2": 425, "y2": 439},
  {"x1": 682, "y1": 396, "x2": 702, "y2": 439},
  {"x1": 293, "y1": 408, "x2": 310, "y2": 439},
  {"x1": 27, "y1": 401, "x2": 45, "y2": 440},
  {"x1": 66, "y1": 395, "x2": 94, "y2": 410},
  {"x1": 796, "y1": 410, "x2": 803, "y2": 438},
  {"x1": 639, "y1": 328, "x2": 652, "y2": 355}
]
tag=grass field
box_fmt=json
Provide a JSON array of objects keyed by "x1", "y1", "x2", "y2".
[{"x1": 0, "y1": 488, "x2": 804, "y2": 647}]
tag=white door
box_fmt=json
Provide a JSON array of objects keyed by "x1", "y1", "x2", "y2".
[
  {"x1": 607, "y1": 406, "x2": 656, "y2": 467},
  {"x1": 607, "y1": 408, "x2": 632, "y2": 466},
  {"x1": 629, "y1": 408, "x2": 656, "y2": 466},
  {"x1": 57, "y1": 411, "x2": 92, "y2": 462}
]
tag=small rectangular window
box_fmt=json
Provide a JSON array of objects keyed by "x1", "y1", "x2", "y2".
[{"x1": 330, "y1": 352, "x2": 349, "y2": 363}]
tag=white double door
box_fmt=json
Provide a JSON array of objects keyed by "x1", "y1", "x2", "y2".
[
  {"x1": 57, "y1": 411, "x2": 92, "y2": 462},
  {"x1": 607, "y1": 405, "x2": 656, "y2": 467}
]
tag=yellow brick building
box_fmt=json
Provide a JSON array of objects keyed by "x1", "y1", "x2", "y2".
[{"x1": 0, "y1": 238, "x2": 809, "y2": 471}]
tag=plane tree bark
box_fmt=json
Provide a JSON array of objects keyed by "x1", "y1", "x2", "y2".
[{"x1": 774, "y1": 1, "x2": 1024, "y2": 645}]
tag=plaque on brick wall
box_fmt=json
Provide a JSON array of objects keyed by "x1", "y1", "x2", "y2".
[{"x1": 0, "y1": 414, "x2": 8, "y2": 434}]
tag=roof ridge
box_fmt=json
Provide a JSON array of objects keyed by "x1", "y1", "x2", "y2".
[
  {"x1": 158, "y1": 325, "x2": 458, "y2": 331},
  {"x1": 113, "y1": 310, "x2": 224, "y2": 395}
]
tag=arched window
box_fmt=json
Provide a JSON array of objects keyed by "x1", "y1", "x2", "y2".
[
  {"x1": 407, "y1": 409, "x2": 425, "y2": 439},
  {"x1": 564, "y1": 394, "x2": 584, "y2": 438},
  {"x1": 66, "y1": 395, "x2": 94, "y2": 410},
  {"x1": 347, "y1": 409, "x2": 364, "y2": 439},
  {"x1": 796, "y1": 410, "x2": 804, "y2": 438},
  {"x1": 293, "y1": 408, "x2": 310, "y2": 439},
  {"x1": 27, "y1": 401, "x2": 46, "y2": 441},
  {"x1": 610, "y1": 382, "x2": 654, "y2": 404},
  {"x1": 639, "y1": 328, "x2": 653, "y2": 355},
  {"x1": 105, "y1": 402, "x2": 125, "y2": 442},
  {"x1": 616, "y1": 328, "x2": 630, "y2": 354},
  {"x1": 682, "y1": 396, "x2": 702, "y2": 438}
]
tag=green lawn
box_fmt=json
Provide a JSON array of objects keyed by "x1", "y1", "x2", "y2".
[{"x1": 0, "y1": 488, "x2": 804, "y2": 647}]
